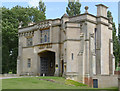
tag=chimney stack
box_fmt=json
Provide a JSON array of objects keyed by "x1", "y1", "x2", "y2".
[{"x1": 96, "y1": 4, "x2": 108, "y2": 17}]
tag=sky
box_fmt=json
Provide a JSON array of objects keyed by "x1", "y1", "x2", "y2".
[
  {"x1": 118, "y1": 2, "x2": 120, "y2": 24},
  {"x1": 1, "y1": 0, "x2": 120, "y2": 32}
]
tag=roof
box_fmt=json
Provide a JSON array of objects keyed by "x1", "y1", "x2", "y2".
[{"x1": 61, "y1": 13, "x2": 69, "y2": 18}]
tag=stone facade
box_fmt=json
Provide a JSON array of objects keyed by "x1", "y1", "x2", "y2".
[{"x1": 17, "y1": 4, "x2": 118, "y2": 88}]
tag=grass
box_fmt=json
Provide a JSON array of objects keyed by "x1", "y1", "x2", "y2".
[
  {"x1": 2, "y1": 76, "x2": 119, "y2": 90},
  {"x1": 65, "y1": 79, "x2": 87, "y2": 87}
]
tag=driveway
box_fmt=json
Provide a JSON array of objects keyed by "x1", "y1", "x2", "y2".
[{"x1": 0, "y1": 77, "x2": 21, "y2": 79}]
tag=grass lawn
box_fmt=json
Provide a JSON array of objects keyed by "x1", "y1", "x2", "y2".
[{"x1": 2, "y1": 76, "x2": 118, "y2": 90}]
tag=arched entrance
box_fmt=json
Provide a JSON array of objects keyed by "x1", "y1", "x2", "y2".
[{"x1": 38, "y1": 50, "x2": 55, "y2": 76}]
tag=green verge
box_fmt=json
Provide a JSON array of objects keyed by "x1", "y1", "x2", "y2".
[
  {"x1": 65, "y1": 79, "x2": 87, "y2": 87},
  {"x1": 2, "y1": 76, "x2": 118, "y2": 90}
]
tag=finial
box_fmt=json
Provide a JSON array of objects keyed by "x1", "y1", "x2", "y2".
[
  {"x1": 18, "y1": 21, "x2": 23, "y2": 28},
  {"x1": 109, "y1": 16, "x2": 113, "y2": 23},
  {"x1": 85, "y1": 6, "x2": 89, "y2": 13},
  {"x1": 62, "y1": 13, "x2": 69, "y2": 18}
]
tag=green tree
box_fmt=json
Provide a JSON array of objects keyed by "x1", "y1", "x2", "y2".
[
  {"x1": 2, "y1": 7, "x2": 18, "y2": 73},
  {"x1": 39, "y1": 0, "x2": 46, "y2": 14},
  {"x1": 118, "y1": 24, "x2": 120, "y2": 41},
  {"x1": 107, "y1": 10, "x2": 120, "y2": 68},
  {"x1": 66, "y1": 0, "x2": 81, "y2": 17},
  {"x1": 2, "y1": 5, "x2": 46, "y2": 73},
  {"x1": 118, "y1": 24, "x2": 120, "y2": 67},
  {"x1": 11, "y1": 6, "x2": 46, "y2": 27},
  {"x1": 0, "y1": 8, "x2": 2, "y2": 74}
]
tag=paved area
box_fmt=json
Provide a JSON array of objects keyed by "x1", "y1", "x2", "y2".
[
  {"x1": 0, "y1": 77, "x2": 21, "y2": 79},
  {"x1": 0, "y1": 76, "x2": 40, "y2": 79}
]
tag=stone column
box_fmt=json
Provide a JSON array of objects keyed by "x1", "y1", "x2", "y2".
[
  {"x1": 17, "y1": 57, "x2": 20, "y2": 75},
  {"x1": 17, "y1": 41, "x2": 22, "y2": 75},
  {"x1": 54, "y1": 52, "x2": 60, "y2": 76},
  {"x1": 89, "y1": 33, "x2": 96, "y2": 76},
  {"x1": 78, "y1": 32, "x2": 84, "y2": 83},
  {"x1": 49, "y1": 22, "x2": 52, "y2": 43},
  {"x1": 112, "y1": 56, "x2": 115, "y2": 75},
  {"x1": 84, "y1": 21, "x2": 90, "y2": 75}
]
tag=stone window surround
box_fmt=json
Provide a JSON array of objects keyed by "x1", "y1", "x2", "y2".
[
  {"x1": 40, "y1": 29, "x2": 50, "y2": 44},
  {"x1": 27, "y1": 58, "x2": 31, "y2": 68},
  {"x1": 26, "y1": 36, "x2": 33, "y2": 47},
  {"x1": 71, "y1": 53, "x2": 74, "y2": 60}
]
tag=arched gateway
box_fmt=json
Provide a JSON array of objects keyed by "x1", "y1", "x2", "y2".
[{"x1": 38, "y1": 50, "x2": 55, "y2": 76}]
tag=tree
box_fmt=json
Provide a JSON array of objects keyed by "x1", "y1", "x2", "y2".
[
  {"x1": 107, "y1": 10, "x2": 120, "y2": 68},
  {"x1": 2, "y1": 5, "x2": 46, "y2": 73},
  {"x1": 118, "y1": 24, "x2": 120, "y2": 41},
  {"x1": 11, "y1": 6, "x2": 46, "y2": 27},
  {"x1": 39, "y1": 0, "x2": 46, "y2": 14},
  {"x1": 118, "y1": 24, "x2": 120, "y2": 67},
  {"x1": 2, "y1": 7, "x2": 18, "y2": 73},
  {"x1": 66, "y1": 0, "x2": 81, "y2": 17}
]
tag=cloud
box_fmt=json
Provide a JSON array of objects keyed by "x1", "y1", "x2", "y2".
[{"x1": 28, "y1": 0, "x2": 39, "y2": 7}]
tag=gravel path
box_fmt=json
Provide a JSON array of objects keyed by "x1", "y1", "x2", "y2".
[{"x1": 0, "y1": 77, "x2": 21, "y2": 79}]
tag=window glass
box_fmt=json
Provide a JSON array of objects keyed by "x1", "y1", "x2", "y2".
[
  {"x1": 72, "y1": 53, "x2": 74, "y2": 60},
  {"x1": 44, "y1": 35, "x2": 47, "y2": 42},
  {"x1": 28, "y1": 59, "x2": 31, "y2": 68},
  {"x1": 95, "y1": 28, "x2": 97, "y2": 53}
]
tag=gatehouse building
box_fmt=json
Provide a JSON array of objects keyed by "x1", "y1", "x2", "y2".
[{"x1": 17, "y1": 4, "x2": 118, "y2": 88}]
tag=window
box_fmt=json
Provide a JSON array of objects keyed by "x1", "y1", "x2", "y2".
[
  {"x1": 40, "y1": 29, "x2": 50, "y2": 43},
  {"x1": 93, "y1": 79, "x2": 98, "y2": 88},
  {"x1": 72, "y1": 53, "x2": 74, "y2": 60},
  {"x1": 27, "y1": 37, "x2": 32, "y2": 46},
  {"x1": 28, "y1": 59, "x2": 31, "y2": 68},
  {"x1": 44, "y1": 35, "x2": 47, "y2": 42},
  {"x1": 94, "y1": 28, "x2": 97, "y2": 53}
]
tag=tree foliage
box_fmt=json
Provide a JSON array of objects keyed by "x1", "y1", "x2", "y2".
[
  {"x1": 66, "y1": 0, "x2": 81, "y2": 17},
  {"x1": 2, "y1": 5, "x2": 46, "y2": 73},
  {"x1": 107, "y1": 11, "x2": 120, "y2": 68},
  {"x1": 39, "y1": 0, "x2": 46, "y2": 14},
  {"x1": 118, "y1": 24, "x2": 120, "y2": 66},
  {"x1": 118, "y1": 24, "x2": 120, "y2": 41}
]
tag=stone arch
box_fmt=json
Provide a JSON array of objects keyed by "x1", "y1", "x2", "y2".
[{"x1": 38, "y1": 50, "x2": 56, "y2": 76}]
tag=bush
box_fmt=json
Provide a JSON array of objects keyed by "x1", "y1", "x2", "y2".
[
  {"x1": 8, "y1": 71, "x2": 12, "y2": 74},
  {"x1": 116, "y1": 67, "x2": 120, "y2": 71}
]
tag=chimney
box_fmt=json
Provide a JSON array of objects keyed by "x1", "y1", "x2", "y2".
[{"x1": 96, "y1": 4, "x2": 108, "y2": 17}]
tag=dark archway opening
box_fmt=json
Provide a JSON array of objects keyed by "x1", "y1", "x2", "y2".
[{"x1": 39, "y1": 51, "x2": 55, "y2": 76}]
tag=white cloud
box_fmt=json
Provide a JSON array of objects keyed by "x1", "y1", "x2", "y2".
[{"x1": 28, "y1": 0, "x2": 39, "y2": 7}]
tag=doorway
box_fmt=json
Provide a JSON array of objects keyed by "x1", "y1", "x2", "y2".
[
  {"x1": 93, "y1": 79, "x2": 98, "y2": 88},
  {"x1": 39, "y1": 51, "x2": 55, "y2": 76}
]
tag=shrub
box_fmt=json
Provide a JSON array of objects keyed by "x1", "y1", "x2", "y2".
[
  {"x1": 8, "y1": 71, "x2": 12, "y2": 74},
  {"x1": 116, "y1": 67, "x2": 120, "y2": 71}
]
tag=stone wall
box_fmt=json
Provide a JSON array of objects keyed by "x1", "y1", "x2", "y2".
[{"x1": 93, "y1": 75, "x2": 118, "y2": 88}]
